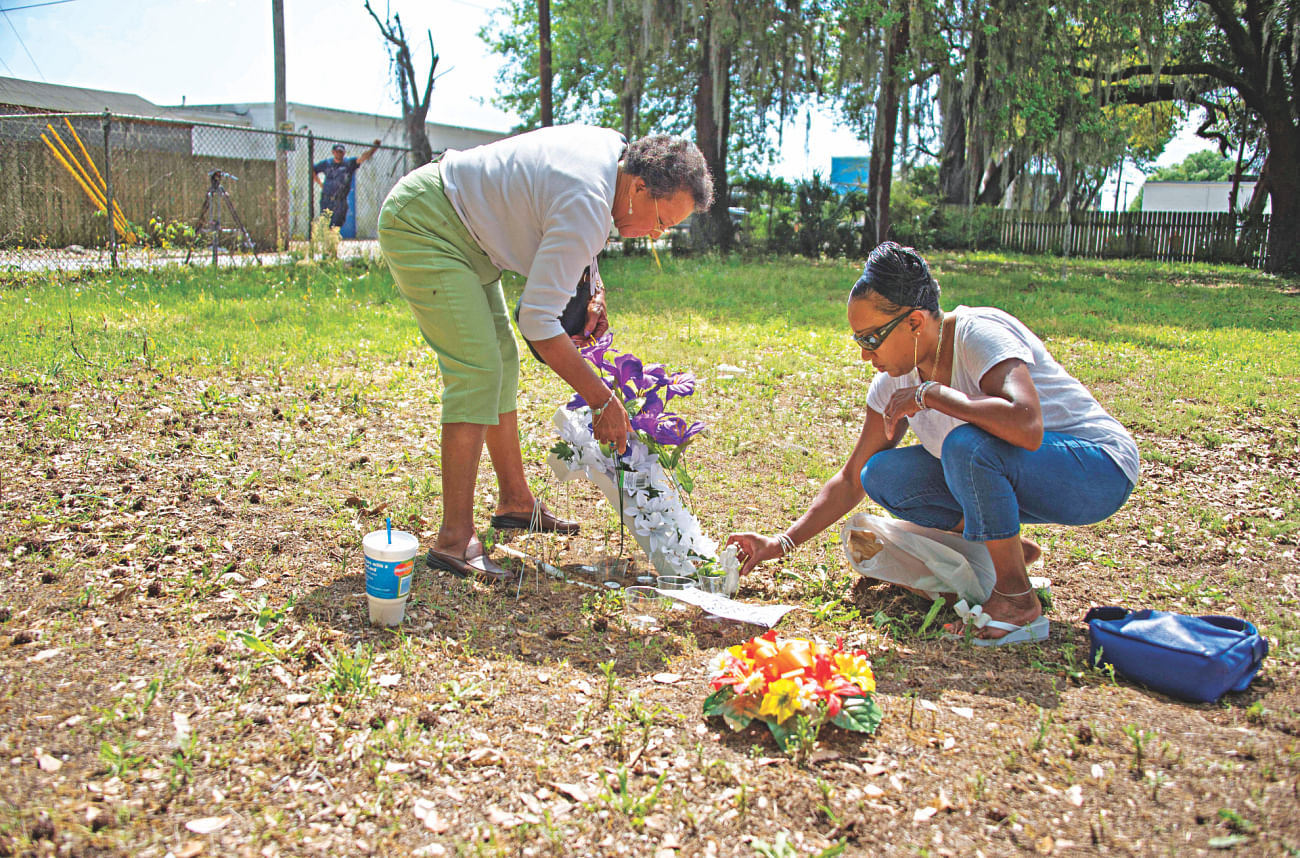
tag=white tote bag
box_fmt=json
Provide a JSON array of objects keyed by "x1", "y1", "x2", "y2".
[{"x1": 840, "y1": 513, "x2": 997, "y2": 604}]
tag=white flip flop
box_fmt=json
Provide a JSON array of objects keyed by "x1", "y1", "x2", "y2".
[{"x1": 970, "y1": 614, "x2": 1051, "y2": 647}]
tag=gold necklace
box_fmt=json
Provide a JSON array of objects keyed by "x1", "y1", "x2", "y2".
[{"x1": 931, "y1": 312, "x2": 945, "y2": 380}]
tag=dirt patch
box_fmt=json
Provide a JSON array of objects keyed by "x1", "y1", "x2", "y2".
[{"x1": 1, "y1": 364, "x2": 1297, "y2": 857}]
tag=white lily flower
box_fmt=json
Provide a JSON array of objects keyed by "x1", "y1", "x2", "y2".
[
  {"x1": 623, "y1": 440, "x2": 656, "y2": 473},
  {"x1": 692, "y1": 532, "x2": 719, "y2": 557},
  {"x1": 634, "y1": 510, "x2": 665, "y2": 537},
  {"x1": 648, "y1": 464, "x2": 673, "y2": 491}
]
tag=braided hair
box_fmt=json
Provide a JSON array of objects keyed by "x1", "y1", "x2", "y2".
[{"x1": 850, "y1": 241, "x2": 941, "y2": 314}]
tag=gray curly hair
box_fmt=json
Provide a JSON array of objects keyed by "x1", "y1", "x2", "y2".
[{"x1": 622, "y1": 135, "x2": 714, "y2": 212}]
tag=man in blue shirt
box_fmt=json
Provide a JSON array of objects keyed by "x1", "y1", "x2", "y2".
[{"x1": 313, "y1": 139, "x2": 381, "y2": 228}]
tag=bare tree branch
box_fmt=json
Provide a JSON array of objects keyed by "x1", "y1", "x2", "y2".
[
  {"x1": 422, "y1": 30, "x2": 437, "y2": 109},
  {"x1": 363, "y1": 1, "x2": 436, "y2": 165},
  {"x1": 1071, "y1": 62, "x2": 1262, "y2": 106}
]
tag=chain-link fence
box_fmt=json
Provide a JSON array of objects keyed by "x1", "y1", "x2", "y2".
[{"x1": 0, "y1": 110, "x2": 416, "y2": 276}]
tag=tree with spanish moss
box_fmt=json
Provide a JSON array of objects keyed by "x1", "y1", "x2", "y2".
[
  {"x1": 481, "y1": 0, "x2": 667, "y2": 139},
  {"x1": 482, "y1": 0, "x2": 830, "y2": 250},
  {"x1": 1113, "y1": 0, "x2": 1293, "y2": 270},
  {"x1": 926, "y1": 0, "x2": 1182, "y2": 213}
]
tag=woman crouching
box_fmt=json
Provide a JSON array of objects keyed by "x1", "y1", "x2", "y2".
[{"x1": 726, "y1": 242, "x2": 1139, "y2": 644}]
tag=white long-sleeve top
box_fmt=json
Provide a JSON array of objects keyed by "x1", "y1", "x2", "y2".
[{"x1": 440, "y1": 125, "x2": 626, "y2": 342}]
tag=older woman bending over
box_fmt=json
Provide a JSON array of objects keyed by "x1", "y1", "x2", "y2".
[{"x1": 379, "y1": 126, "x2": 712, "y2": 582}]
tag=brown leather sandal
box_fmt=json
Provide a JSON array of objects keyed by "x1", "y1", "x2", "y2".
[
  {"x1": 426, "y1": 547, "x2": 515, "y2": 584},
  {"x1": 489, "y1": 506, "x2": 580, "y2": 535}
]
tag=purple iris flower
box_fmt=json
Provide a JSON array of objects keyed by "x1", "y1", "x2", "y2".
[
  {"x1": 580, "y1": 332, "x2": 616, "y2": 371},
  {"x1": 639, "y1": 363, "x2": 669, "y2": 394},
  {"x1": 630, "y1": 411, "x2": 660, "y2": 436},
  {"x1": 566, "y1": 381, "x2": 616, "y2": 412},
  {"x1": 648, "y1": 415, "x2": 706, "y2": 447},
  {"x1": 662, "y1": 371, "x2": 696, "y2": 401},
  {"x1": 611, "y1": 353, "x2": 644, "y2": 399},
  {"x1": 629, "y1": 391, "x2": 665, "y2": 435}
]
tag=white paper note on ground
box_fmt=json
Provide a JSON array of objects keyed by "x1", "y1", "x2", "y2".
[{"x1": 654, "y1": 587, "x2": 799, "y2": 628}]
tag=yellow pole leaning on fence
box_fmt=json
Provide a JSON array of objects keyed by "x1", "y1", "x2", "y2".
[
  {"x1": 53, "y1": 129, "x2": 129, "y2": 240},
  {"x1": 46, "y1": 126, "x2": 129, "y2": 235},
  {"x1": 47, "y1": 127, "x2": 104, "y2": 202},
  {"x1": 40, "y1": 132, "x2": 130, "y2": 239},
  {"x1": 41, "y1": 132, "x2": 107, "y2": 208},
  {"x1": 64, "y1": 118, "x2": 106, "y2": 188},
  {"x1": 63, "y1": 118, "x2": 129, "y2": 230}
]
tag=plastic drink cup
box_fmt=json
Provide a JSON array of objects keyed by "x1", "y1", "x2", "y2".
[
  {"x1": 696, "y1": 573, "x2": 736, "y2": 622},
  {"x1": 366, "y1": 594, "x2": 408, "y2": 627},
  {"x1": 362, "y1": 529, "x2": 419, "y2": 626}
]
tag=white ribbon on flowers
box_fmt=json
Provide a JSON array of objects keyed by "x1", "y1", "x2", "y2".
[
  {"x1": 953, "y1": 600, "x2": 992, "y2": 629},
  {"x1": 548, "y1": 406, "x2": 714, "y2": 577}
]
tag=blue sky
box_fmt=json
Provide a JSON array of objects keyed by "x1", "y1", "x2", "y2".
[{"x1": 2, "y1": 0, "x2": 1201, "y2": 200}]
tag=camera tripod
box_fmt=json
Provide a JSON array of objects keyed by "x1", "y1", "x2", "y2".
[{"x1": 186, "y1": 170, "x2": 259, "y2": 265}]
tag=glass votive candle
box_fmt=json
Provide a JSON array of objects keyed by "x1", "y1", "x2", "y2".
[
  {"x1": 655, "y1": 575, "x2": 696, "y2": 612},
  {"x1": 623, "y1": 586, "x2": 666, "y2": 630},
  {"x1": 697, "y1": 573, "x2": 728, "y2": 595}
]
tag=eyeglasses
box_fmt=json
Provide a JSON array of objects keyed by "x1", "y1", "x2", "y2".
[{"x1": 851, "y1": 309, "x2": 913, "y2": 351}]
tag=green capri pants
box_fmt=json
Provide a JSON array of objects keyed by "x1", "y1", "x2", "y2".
[{"x1": 378, "y1": 161, "x2": 518, "y2": 425}]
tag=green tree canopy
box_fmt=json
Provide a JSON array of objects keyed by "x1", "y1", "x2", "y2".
[
  {"x1": 481, "y1": 0, "x2": 829, "y2": 249},
  {"x1": 1147, "y1": 149, "x2": 1240, "y2": 182}
]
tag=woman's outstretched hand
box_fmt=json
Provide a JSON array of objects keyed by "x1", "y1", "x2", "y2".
[
  {"x1": 591, "y1": 395, "x2": 630, "y2": 454},
  {"x1": 724, "y1": 532, "x2": 783, "y2": 576}
]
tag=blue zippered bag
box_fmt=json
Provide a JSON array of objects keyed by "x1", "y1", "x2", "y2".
[{"x1": 1085, "y1": 607, "x2": 1268, "y2": 703}]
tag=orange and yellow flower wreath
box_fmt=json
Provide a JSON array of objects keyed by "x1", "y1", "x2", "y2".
[{"x1": 703, "y1": 630, "x2": 883, "y2": 751}]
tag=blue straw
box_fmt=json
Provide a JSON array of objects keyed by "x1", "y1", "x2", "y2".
[{"x1": 386, "y1": 515, "x2": 392, "y2": 544}]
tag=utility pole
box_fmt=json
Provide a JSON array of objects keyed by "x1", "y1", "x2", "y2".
[
  {"x1": 272, "y1": 0, "x2": 289, "y2": 250},
  {"x1": 1112, "y1": 155, "x2": 1126, "y2": 214}
]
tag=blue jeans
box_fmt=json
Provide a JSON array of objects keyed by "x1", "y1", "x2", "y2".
[
  {"x1": 861, "y1": 425, "x2": 1134, "y2": 542},
  {"x1": 323, "y1": 196, "x2": 349, "y2": 229}
]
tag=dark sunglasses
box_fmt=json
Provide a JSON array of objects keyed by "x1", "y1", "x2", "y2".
[{"x1": 851, "y1": 309, "x2": 913, "y2": 351}]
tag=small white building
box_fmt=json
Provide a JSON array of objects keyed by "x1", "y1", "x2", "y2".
[
  {"x1": 175, "y1": 101, "x2": 507, "y2": 239},
  {"x1": 178, "y1": 101, "x2": 502, "y2": 156},
  {"x1": 1141, "y1": 180, "x2": 1270, "y2": 213},
  {"x1": 0, "y1": 76, "x2": 509, "y2": 241}
]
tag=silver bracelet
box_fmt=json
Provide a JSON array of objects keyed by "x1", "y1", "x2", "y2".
[
  {"x1": 915, "y1": 380, "x2": 938, "y2": 410},
  {"x1": 591, "y1": 388, "x2": 617, "y2": 423},
  {"x1": 775, "y1": 532, "x2": 796, "y2": 556},
  {"x1": 992, "y1": 585, "x2": 1035, "y2": 597}
]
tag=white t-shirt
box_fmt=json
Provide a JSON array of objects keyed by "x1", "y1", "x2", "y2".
[
  {"x1": 441, "y1": 125, "x2": 626, "y2": 341},
  {"x1": 866, "y1": 306, "x2": 1140, "y2": 486}
]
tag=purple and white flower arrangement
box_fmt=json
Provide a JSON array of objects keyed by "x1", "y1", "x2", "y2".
[{"x1": 548, "y1": 333, "x2": 717, "y2": 577}]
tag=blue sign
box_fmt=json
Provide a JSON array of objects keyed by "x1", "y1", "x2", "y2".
[{"x1": 830, "y1": 157, "x2": 871, "y2": 192}]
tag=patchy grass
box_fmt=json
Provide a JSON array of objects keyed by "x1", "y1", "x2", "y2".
[{"x1": 0, "y1": 253, "x2": 1298, "y2": 856}]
